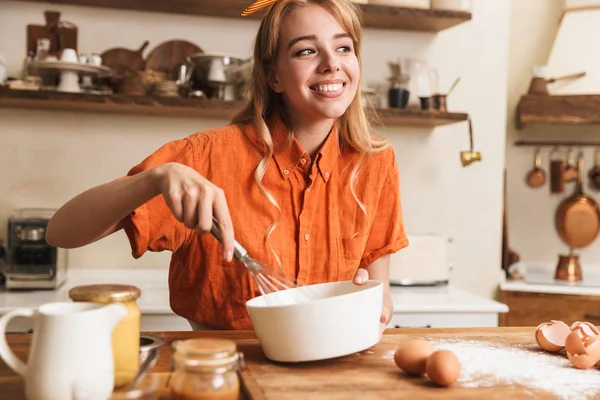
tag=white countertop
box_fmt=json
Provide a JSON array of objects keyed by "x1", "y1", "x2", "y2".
[
  {"x1": 390, "y1": 285, "x2": 508, "y2": 313},
  {"x1": 0, "y1": 269, "x2": 172, "y2": 314},
  {"x1": 500, "y1": 261, "x2": 600, "y2": 296},
  {"x1": 0, "y1": 268, "x2": 508, "y2": 315}
]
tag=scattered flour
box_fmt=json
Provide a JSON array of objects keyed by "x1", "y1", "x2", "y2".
[{"x1": 384, "y1": 339, "x2": 600, "y2": 399}]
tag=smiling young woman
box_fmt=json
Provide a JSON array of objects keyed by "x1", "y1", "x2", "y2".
[{"x1": 46, "y1": 0, "x2": 408, "y2": 334}]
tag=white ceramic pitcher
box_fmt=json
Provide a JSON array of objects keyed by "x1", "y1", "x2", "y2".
[{"x1": 0, "y1": 301, "x2": 128, "y2": 400}]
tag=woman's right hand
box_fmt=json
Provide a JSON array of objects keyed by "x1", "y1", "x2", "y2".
[{"x1": 152, "y1": 162, "x2": 234, "y2": 262}]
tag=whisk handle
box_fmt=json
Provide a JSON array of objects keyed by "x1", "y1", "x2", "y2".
[{"x1": 211, "y1": 217, "x2": 248, "y2": 260}]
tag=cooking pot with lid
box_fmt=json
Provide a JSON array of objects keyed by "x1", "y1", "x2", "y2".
[{"x1": 184, "y1": 52, "x2": 252, "y2": 99}]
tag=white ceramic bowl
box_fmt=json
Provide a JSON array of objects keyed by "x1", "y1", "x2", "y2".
[{"x1": 246, "y1": 280, "x2": 383, "y2": 362}]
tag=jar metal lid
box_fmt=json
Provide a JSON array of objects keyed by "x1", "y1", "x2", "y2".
[
  {"x1": 173, "y1": 338, "x2": 241, "y2": 368},
  {"x1": 69, "y1": 284, "x2": 141, "y2": 303}
]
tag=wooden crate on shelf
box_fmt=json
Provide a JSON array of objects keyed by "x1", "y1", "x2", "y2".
[{"x1": 517, "y1": 94, "x2": 600, "y2": 128}]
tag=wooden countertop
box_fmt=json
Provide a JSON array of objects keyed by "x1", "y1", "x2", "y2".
[{"x1": 0, "y1": 327, "x2": 588, "y2": 399}]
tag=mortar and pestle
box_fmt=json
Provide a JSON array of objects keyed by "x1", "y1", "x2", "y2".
[
  {"x1": 527, "y1": 68, "x2": 586, "y2": 95},
  {"x1": 460, "y1": 117, "x2": 482, "y2": 167},
  {"x1": 433, "y1": 77, "x2": 460, "y2": 112}
]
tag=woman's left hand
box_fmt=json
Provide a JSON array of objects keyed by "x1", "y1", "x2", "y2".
[{"x1": 353, "y1": 268, "x2": 392, "y2": 339}]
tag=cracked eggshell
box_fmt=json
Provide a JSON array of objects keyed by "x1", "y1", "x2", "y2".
[
  {"x1": 570, "y1": 321, "x2": 600, "y2": 337},
  {"x1": 567, "y1": 335, "x2": 600, "y2": 369},
  {"x1": 566, "y1": 323, "x2": 600, "y2": 356},
  {"x1": 535, "y1": 320, "x2": 572, "y2": 352}
]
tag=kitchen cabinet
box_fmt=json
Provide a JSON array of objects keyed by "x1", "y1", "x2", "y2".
[
  {"x1": 498, "y1": 289, "x2": 600, "y2": 327},
  {"x1": 499, "y1": 263, "x2": 600, "y2": 326}
]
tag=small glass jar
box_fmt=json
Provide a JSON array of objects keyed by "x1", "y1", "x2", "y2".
[
  {"x1": 169, "y1": 338, "x2": 245, "y2": 400},
  {"x1": 69, "y1": 284, "x2": 141, "y2": 388}
]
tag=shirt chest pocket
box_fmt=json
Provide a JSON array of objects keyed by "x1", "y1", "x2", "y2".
[{"x1": 336, "y1": 235, "x2": 367, "y2": 280}]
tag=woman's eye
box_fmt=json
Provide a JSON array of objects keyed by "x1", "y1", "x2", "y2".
[
  {"x1": 295, "y1": 48, "x2": 315, "y2": 56},
  {"x1": 338, "y1": 45, "x2": 352, "y2": 53}
]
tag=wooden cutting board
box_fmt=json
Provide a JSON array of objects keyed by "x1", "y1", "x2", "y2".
[
  {"x1": 26, "y1": 11, "x2": 78, "y2": 56},
  {"x1": 100, "y1": 41, "x2": 149, "y2": 77},
  {"x1": 145, "y1": 40, "x2": 203, "y2": 80}
]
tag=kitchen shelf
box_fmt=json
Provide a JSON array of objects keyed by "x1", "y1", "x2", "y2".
[
  {"x1": 16, "y1": 0, "x2": 472, "y2": 32},
  {"x1": 517, "y1": 94, "x2": 600, "y2": 128},
  {"x1": 0, "y1": 87, "x2": 469, "y2": 127},
  {"x1": 374, "y1": 108, "x2": 468, "y2": 127}
]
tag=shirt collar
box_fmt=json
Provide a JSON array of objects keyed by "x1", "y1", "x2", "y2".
[{"x1": 268, "y1": 114, "x2": 339, "y2": 182}]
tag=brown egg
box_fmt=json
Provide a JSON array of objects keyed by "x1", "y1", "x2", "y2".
[
  {"x1": 393, "y1": 339, "x2": 436, "y2": 375},
  {"x1": 535, "y1": 320, "x2": 571, "y2": 352},
  {"x1": 425, "y1": 350, "x2": 461, "y2": 387}
]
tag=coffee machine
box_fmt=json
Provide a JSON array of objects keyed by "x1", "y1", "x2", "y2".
[{"x1": 3, "y1": 208, "x2": 67, "y2": 290}]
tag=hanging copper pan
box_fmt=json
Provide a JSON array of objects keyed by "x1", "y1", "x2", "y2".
[{"x1": 555, "y1": 150, "x2": 600, "y2": 248}]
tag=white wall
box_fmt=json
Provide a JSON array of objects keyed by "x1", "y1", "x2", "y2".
[
  {"x1": 505, "y1": 0, "x2": 600, "y2": 271},
  {"x1": 0, "y1": 0, "x2": 509, "y2": 298}
]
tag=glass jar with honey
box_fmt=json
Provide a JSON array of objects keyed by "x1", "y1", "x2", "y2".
[
  {"x1": 169, "y1": 338, "x2": 244, "y2": 400},
  {"x1": 69, "y1": 284, "x2": 141, "y2": 388}
]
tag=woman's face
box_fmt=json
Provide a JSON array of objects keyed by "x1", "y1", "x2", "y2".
[{"x1": 270, "y1": 4, "x2": 360, "y2": 124}]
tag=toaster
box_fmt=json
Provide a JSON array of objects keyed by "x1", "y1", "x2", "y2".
[{"x1": 389, "y1": 234, "x2": 451, "y2": 286}]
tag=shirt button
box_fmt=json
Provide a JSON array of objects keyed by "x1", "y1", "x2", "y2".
[
  {"x1": 300, "y1": 159, "x2": 306, "y2": 165},
  {"x1": 324, "y1": 172, "x2": 330, "y2": 178},
  {"x1": 304, "y1": 233, "x2": 309, "y2": 241},
  {"x1": 283, "y1": 170, "x2": 289, "y2": 175}
]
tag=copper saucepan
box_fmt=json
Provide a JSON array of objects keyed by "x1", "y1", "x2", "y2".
[{"x1": 555, "y1": 150, "x2": 600, "y2": 249}]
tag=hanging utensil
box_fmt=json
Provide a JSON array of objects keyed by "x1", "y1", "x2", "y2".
[
  {"x1": 588, "y1": 148, "x2": 600, "y2": 190},
  {"x1": 549, "y1": 147, "x2": 565, "y2": 194},
  {"x1": 563, "y1": 148, "x2": 578, "y2": 183},
  {"x1": 525, "y1": 148, "x2": 546, "y2": 188},
  {"x1": 555, "y1": 150, "x2": 600, "y2": 249},
  {"x1": 460, "y1": 118, "x2": 481, "y2": 167}
]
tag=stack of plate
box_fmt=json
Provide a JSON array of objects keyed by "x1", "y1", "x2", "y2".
[{"x1": 153, "y1": 81, "x2": 180, "y2": 97}]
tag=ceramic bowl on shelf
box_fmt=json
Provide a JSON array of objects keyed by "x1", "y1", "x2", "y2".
[{"x1": 246, "y1": 280, "x2": 383, "y2": 363}]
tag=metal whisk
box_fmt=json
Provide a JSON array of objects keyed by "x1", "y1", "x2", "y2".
[{"x1": 210, "y1": 218, "x2": 315, "y2": 305}]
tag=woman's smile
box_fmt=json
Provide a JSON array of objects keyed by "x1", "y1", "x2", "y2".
[{"x1": 309, "y1": 80, "x2": 348, "y2": 98}]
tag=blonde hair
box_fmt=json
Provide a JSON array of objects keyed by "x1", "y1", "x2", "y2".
[{"x1": 231, "y1": 0, "x2": 390, "y2": 267}]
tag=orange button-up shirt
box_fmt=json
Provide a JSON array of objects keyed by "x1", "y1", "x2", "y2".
[{"x1": 123, "y1": 114, "x2": 408, "y2": 329}]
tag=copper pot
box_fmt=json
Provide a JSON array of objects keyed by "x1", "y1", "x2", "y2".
[
  {"x1": 554, "y1": 252, "x2": 582, "y2": 282},
  {"x1": 555, "y1": 151, "x2": 600, "y2": 249}
]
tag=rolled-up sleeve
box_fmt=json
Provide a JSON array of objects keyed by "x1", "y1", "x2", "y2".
[
  {"x1": 360, "y1": 151, "x2": 409, "y2": 268},
  {"x1": 122, "y1": 138, "x2": 196, "y2": 258}
]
